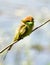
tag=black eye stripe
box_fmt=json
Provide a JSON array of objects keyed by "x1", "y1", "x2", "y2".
[{"x1": 26, "y1": 20, "x2": 30, "y2": 22}]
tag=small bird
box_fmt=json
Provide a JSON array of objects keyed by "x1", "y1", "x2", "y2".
[
  {"x1": 13, "y1": 16, "x2": 34, "y2": 41},
  {"x1": 8, "y1": 16, "x2": 34, "y2": 50}
]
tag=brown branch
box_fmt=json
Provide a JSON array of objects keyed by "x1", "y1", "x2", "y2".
[
  {"x1": 0, "y1": 41, "x2": 18, "y2": 53},
  {"x1": 32, "y1": 19, "x2": 50, "y2": 32},
  {"x1": 0, "y1": 19, "x2": 50, "y2": 54}
]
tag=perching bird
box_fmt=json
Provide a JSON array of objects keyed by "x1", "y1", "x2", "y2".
[
  {"x1": 14, "y1": 16, "x2": 34, "y2": 41},
  {"x1": 8, "y1": 16, "x2": 34, "y2": 50}
]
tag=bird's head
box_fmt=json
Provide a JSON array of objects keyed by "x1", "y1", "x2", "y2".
[{"x1": 21, "y1": 16, "x2": 34, "y2": 24}]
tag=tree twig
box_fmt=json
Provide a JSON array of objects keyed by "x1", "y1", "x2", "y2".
[
  {"x1": 0, "y1": 19, "x2": 50, "y2": 54},
  {"x1": 0, "y1": 41, "x2": 18, "y2": 54},
  {"x1": 32, "y1": 19, "x2": 50, "y2": 32}
]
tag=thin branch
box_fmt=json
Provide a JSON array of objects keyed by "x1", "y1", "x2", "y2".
[
  {"x1": 0, "y1": 19, "x2": 50, "y2": 54},
  {"x1": 0, "y1": 41, "x2": 18, "y2": 54},
  {"x1": 32, "y1": 19, "x2": 50, "y2": 32}
]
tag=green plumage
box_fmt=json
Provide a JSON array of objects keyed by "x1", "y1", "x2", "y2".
[
  {"x1": 13, "y1": 21, "x2": 34, "y2": 42},
  {"x1": 8, "y1": 16, "x2": 34, "y2": 51}
]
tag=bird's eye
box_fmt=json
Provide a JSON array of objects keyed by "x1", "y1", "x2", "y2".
[{"x1": 26, "y1": 20, "x2": 30, "y2": 22}]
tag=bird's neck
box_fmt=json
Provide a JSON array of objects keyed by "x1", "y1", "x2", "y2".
[{"x1": 26, "y1": 22, "x2": 34, "y2": 28}]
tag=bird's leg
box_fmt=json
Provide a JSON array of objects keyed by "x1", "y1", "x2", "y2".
[
  {"x1": 7, "y1": 44, "x2": 14, "y2": 51},
  {"x1": 7, "y1": 38, "x2": 21, "y2": 51}
]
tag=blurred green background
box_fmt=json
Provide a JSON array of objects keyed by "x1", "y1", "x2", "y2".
[{"x1": 0, "y1": 0, "x2": 50, "y2": 65}]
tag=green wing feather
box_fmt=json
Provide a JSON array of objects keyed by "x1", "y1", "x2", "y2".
[
  {"x1": 19, "y1": 25, "x2": 28, "y2": 39},
  {"x1": 13, "y1": 25, "x2": 28, "y2": 42}
]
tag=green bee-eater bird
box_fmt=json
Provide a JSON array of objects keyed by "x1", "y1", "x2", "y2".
[
  {"x1": 13, "y1": 16, "x2": 34, "y2": 42},
  {"x1": 8, "y1": 16, "x2": 34, "y2": 50}
]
